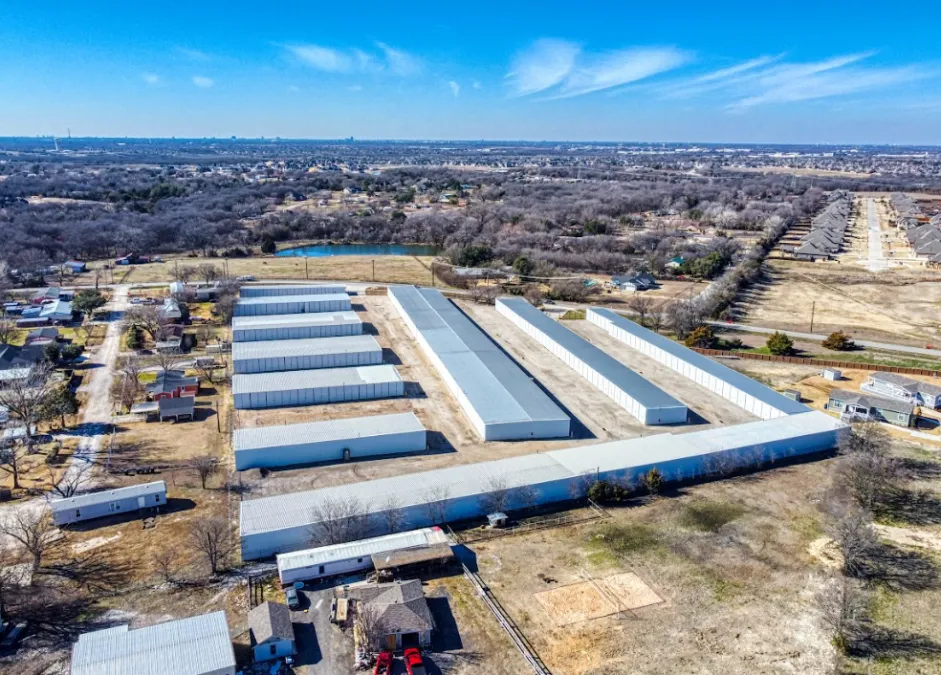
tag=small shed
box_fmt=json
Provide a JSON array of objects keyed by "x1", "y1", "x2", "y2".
[
  {"x1": 248, "y1": 601, "x2": 296, "y2": 663},
  {"x1": 822, "y1": 368, "x2": 842, "y2": 381},
  {"x1": 159, "y1": 396, "x2": 195, "y2": 422},
  {"x1": 782, "y1": 389, "x2": 802, "y2": 402}
]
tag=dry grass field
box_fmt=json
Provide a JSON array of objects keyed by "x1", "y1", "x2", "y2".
[{"x1": 739, "y1": 259, "x2": 941, "y2": 344}]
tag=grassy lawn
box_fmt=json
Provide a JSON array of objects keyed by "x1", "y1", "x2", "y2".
[{"x1": 733, "y1": 346, "x2": 941, "y2": 371}]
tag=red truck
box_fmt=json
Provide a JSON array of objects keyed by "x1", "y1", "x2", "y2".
[
  {"x1": 404, "y1": 648, "x2": 427, "y2": 675},
  {"x1": 373, "y1": 651, "x2": 393, "y2": 675}
]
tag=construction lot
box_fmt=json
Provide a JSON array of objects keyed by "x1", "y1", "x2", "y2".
[{"x1": 236, "y1": 294, "x2": 758, "y2": 500}]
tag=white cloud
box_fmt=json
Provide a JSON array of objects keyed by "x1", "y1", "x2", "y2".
[
  {"x1": 507, "y1": 40, "x2": 687, "y2": 98},
  {"x1": 377, "y1": 42, "x2": 422, "y2": 76},
  {"x1": 448, "y1": 80, "x2": 460, "y2": 97},
  {"x1": 554, "y1": 47, "x2": 690, "y2": 98},
  {"x1": 192, "y1": 76, "x2": 214, "y2": 88},
  {"x1": 507, "y1": 39, "x2": 580, "y2": 96},
  {"x1": 177, "y1": 47, "x2": 211, "y2": 62},
  {"x1": 142, "y1": 73, "x2": 160, "y2": 85},
  {"x1": 285, "y1": 43, "x2": 421, "y2": 77},
  {"x1": 472, "y1": 80, "x2": 482, "y2": 90}
]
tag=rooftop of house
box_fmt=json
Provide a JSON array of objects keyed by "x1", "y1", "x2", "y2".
[
  {"x1": 347, "y1": 579, "x2": 433, "y2": 636},
  {"x1": 158, "y1": 396, "x2": 195, "y2": 415},
  {"x1": 0, "y1": 343, "x2": 46, "y2": 371},
  {"x1": 146, "y1": 370, "x2": 199, "y2": 394},
  {"x1": 868, "y1": 372, "x2": 941, "y2": 397},
  {"x1": 829, "y1": 388, "x2": 915, "y2": 415},
  {"x1": 248, "y1": 601, "x2": 295, "y2": 646}
]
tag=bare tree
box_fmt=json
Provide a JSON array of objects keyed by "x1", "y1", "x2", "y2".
[
  {"x1": 421, "y1": 485, "x2": 451, "y2": 526},
  {"x1": 197, "y1": 263, "x2": 220, "y2": 284},
  {"x1": 515, "y1": 484, "x2": 540, "y2": 512},
  {"x1": 194, "y1": 360, "x2": 221, "y2": 385},
  {"x1": 626, "y1": 295, "x2": 655, "y2": 327},
  {"x1": 308, "y1": 496, "x2": 371, "y2": 546},
  {"x1": 151, "y1": 350, "x2": 183, "y2": 375},
  {"x1": 523, "y1": 285, "x2": 545, "y2": 307},
  {"x1": 0, "y1": 319, "x2": 17, "y2": 345},
  {"x1": 819, "y1": 574, "x2": 868, "y2": 658},
  {"x1": 380, "y1": 494, "x2": 407, "y2": 534},
  {"x1": 112, "y1": 356, "x2": 144, "y2": 412},
  {"x1": 214, "y1": 292, "x2": 237, "y2": 325},
  {"x1": 837, "y1": 422, "x2": 897, "y2": 511},
  {"x1": 0, "y1": 508, "x2": 60, "y2": 573},
  {"x1": 152, "y1": 547, "x2": 177, "y2": 584},
  {"x1": 0, "y1": 362, "x2": 55, "y2": 441},
  {"x1": 479, "y1": 475, "x2": 510, "y2": 514},
  {"x1": 825, "y1": 497, "x2": 877, "y2": 577},
  {"x1": 0, "y1": 441, "x2": 33, "y2": 490},
  {"x1": 355, "y1": 601, "x2": 383, "y2": 653},
  {"x1": 123, "y1": 305, "x2": 165, "y2": 342},
  {"x1": 191, "y1": 455, "x2": 219, "y2": 489},
  {"x1": 188, "y1": 516, "x2": 232, "y2": 576}
]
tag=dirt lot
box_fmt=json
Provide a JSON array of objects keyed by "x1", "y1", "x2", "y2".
[{"x1": 738, "y1": 259, "x2": 941, "y2": 344}]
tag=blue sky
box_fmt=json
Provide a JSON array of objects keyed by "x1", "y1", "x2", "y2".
[{"x1": 2, "y1": 0, "x2": 940, "y2": 143}]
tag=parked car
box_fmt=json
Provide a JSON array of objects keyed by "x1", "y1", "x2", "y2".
[
  {"x1": 237, "y1": 275, "x2": 255, "y2": 282},
  {"x1": 285, "y1": 587, "x2": 300, "y2": 610},
  {"x1": 404, "y1": 648, "x2": 426, "y2": 675},
  {"x1": 374, "y1": 651, "x2": 393, "y2": 675}
]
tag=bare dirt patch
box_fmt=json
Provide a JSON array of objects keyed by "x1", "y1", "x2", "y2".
[{"x1": 535, "y1": 581, "x2": 618, "y2": 626}]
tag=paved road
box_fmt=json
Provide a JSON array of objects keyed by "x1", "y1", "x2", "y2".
[
  {"x1": 708, "y1": 321, "x2": 941, "y2": 359},
  {"x1": 865, "y1": 198, "x2": 888, "y2": 272}
]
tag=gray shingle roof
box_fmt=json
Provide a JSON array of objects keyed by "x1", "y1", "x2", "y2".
[
  {"x1": 347, "y1": 580, "x2": 433, "y2": 635},
  {"x1": 828, "y1": 388, "x2": 914, "y2": 414},
  {"x1": 248, "y1": 601, "x2": 294, "y2": 645}
]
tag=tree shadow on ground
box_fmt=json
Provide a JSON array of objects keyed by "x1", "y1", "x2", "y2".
[
  {"x1": 875, "y1": 488, "x2": 941, "y2": 526},
  {"x1": 897, "y1": 456, "x2": 941, "y2": 481},
  {"x1": 855, "y1": 541, "x2": 940, "y2": 592},
  {"x1": 848, "y1": 625, "x2": 941, "y2": 660}
]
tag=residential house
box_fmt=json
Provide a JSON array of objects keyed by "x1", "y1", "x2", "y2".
[
  {"x1": 248, "y1": 601, "x2": 296, "y2": 663},
  {"x1": 826, "y1": 389, "x2": 915, "y2": 427},
  {"x1": 39, "y1": 299, "x2": 74, "y2": 323},
  {"x1": 70, "y1": 611, "x2": 236, "y2": 675},
  {"x1": 0, "y1": 343, "x2": 46, "y2": 385},
  {"x1": 31, "y1": 286, "x2": 61, "y2": 305},
  {"x1": 24, "y1": 327, "x2": 59, "y2": 346},
  {"x1": 861, "y1": 372, "x2": 941, "y2": 409},
  {"x1": 665, "y1": 256, "x2": 685, "y2": 270},
  {"x1": 169, "y1": 281, "x2": 186, "y2": 295},
  {"x1": 347, "y1": 579, "x2": 434, "y2": 651},
  {"x1": 146, "y1": 370, "x2": 199, "y2": 400},
  {"x1": 63, "y1": 260, "x2": 86, "y2": 273},
  {"x1": 611, "y1": 273, "x2": 657, "y2": 292}
]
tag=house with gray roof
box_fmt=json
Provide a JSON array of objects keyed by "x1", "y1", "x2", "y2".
[
  {"x1": 346, "y1": 579, "x2": 433, "y2": 650},
  {"x1": 248, "y1": 601, "x2": 295, "y2": 663},
  {"x1": 862, "y1": 372, "x2": 941, "y2": 409},
  {"x1": 826, "y1": 389, "x2": 915, "y2": 427}
]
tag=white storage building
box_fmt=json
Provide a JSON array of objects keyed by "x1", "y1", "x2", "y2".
[
  {"x1": 497, "y1": 298, "x2": 688, "y2": 425},
  {"x1": 232, "y1": 311, "x2": 363, "y2": 342},
  {"x1": 240, "y1": 284, "x2": 346, "y2": 298},
  {"x1": 389, "y1": 286, "x2": 570, "y2": 441},
  {"x1": 71, "y1": 611, "x2": 236, "y2": 675},
  {"x1": 233, "y1": 412, "x2": 426, "y2": 470},
  {"x1": 240, "y1": 410, "x2": 845, "y2": 559},
  {"x1": 232, "y1": 335, "x2": 382, "y2": 374},
  {"x1": 233, "y1": 364, "x2": 404, "y2": 410},
  {"x1": 277, "y1": 527, "x2": 450, "y2": 584},
  {"x1": 50, "y1": 481, "x2": 167, "y2": 526},
  {"x1": 587, "y1": 308, "x2": 809, "y2": 420},
  {"x1": 233, "y1": 293, "x2": 351, "y2": 317}
]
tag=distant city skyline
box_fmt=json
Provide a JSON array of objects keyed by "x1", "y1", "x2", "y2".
[{"x1": 2, "y1": 1, "x2": 940, "y2": 144}]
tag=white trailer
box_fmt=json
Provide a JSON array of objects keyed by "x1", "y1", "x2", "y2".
[{"x1": 50, "y1": 481, "x2": 167, "y2": 526}]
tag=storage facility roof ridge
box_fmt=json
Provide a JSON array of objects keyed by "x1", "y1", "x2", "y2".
[
  {"x1": 589, "y1": 308, "x2": 808, "y2": 416},
  {"x1": 234, "y1": 412, "x2": 424, "y2": 452},
  {"x1": 497, "y1": 297, "x2": 686, "y2": 411},
  {"x1": 389, "y1": 286, "x2": 568, "y2": 427},
  {"x1": 232, "y1": 335, "x2": 380, "y2": 360},
  {"x1": 233, "y1": 364, "x2": 401, "y2": 395},
  {"x1": 240, "y1": 410, "x2": 842, "y2": 538}
]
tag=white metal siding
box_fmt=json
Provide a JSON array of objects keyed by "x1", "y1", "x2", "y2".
[
  {"x1": 240, "y1": 284, "x2": 346, "y2": 298},
  {"x1": 232, "y1": 312, "x2": 362, "y2": 342},
  {"x1": 233, "y1": 294, "x2": 352, "y2": 317},
  {"x1": 232, "y1": 336, "x2": 382, "y2": 374},
  {"x1": 233, "y1": 366, "x2": 404, "y2": 410}
]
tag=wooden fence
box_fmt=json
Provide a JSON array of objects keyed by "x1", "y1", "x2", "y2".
[{"x1": 691, "y1": 348, "x2": 941, "y2": 378}]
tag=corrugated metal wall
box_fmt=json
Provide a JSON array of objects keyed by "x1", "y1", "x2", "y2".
[
  {"x1": 233, "y1": 296, "x2": 352, "y2": 317},
  {"x1": 240, "y1": 285, "x2": 346, "y2": 297},
  {"x1": 233, "y1": 345, "x2": 382, "y2": 374},
  {"x1": 234, "y1": 379, "x2": 405, "y2": 409},
  {"x1": 234, "y1": 428, "x2": 427, "y2": 470},
  {"x1": 588, "y1": 309, "x2": 782, "y2": 420},
  {"x1": 232, "y1": 321, "x2": 362, "y2": 342}
]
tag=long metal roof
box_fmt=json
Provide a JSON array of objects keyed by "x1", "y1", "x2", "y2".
[
  {"x1": 240, "y1": 410, "x2": 843, "y2": 538},
  {"x1": 277, "y1": 527, "x2": 449, "y2": 573},
  {"x1": 70, "y1": 611, "x2": 235, "y2": 675},
  {"x1": 233, "y1": 364, "x2": 401, "y2": 395},
  {"x1": 589, "y1": 308, "x2": 808, "y2": 415},
  {"x1": 49, "y1": 480, "x2": 166, "y2": 514},
  {"x1": 234, "y1": 412, "x2": 424, "y2": 452},
  {"x1": 498, "y1": 297, "x2": 686, "y2": 412},
  {"x1": 240, "y1": 284, "x2": 346, "y2": 297},
  {"x1": 389, "y1": 286, "x2": 568, "y2": 427},
  {"x1": 235, "y1": 292, "x2": 350, "y2": 306},
  {"x1": 232, "y1": 335, "x2": 381, "y2": 361},
  {"x1": 232, "y1": 311, "x2": 362, "y2": 330}
]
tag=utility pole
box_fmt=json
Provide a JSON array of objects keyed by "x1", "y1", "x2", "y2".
[
  {"x1": 372, "y1": 259, "x2": 375, "y2": 282},
  {"x1": 430, "y1": 262, "x2": 435, "y2": 287},
  {"x1": 215, "y1": 401, "x2": 221, "y2": 433},
  {"x1": 809, "y1": 300, "x2": 816, "y2": 333},
  {"x1": 304, "y1": 257, "x2": 309, "y2": 280}
]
